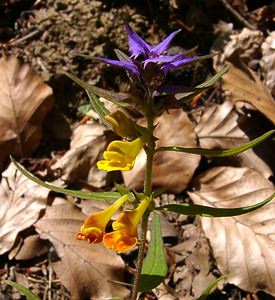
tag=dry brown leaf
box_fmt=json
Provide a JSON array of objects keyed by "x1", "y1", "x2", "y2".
[
  {"x1": 9, "y1": 234, "x2": 49, "y2": 260},
  {"x1": 0, "y1": 56, "x2": 54, "y2": 170},
  {"x1": 123, "y1": 109, "x2": 200, "y2": 193},
  {"x1": 188, "y1": 166, "x2": 275, "y2": 296},
  {"x1": 52, "y1": 122, "x2": 107, "y2": 188},
  {"x1": 195, "y1": 101, "x2": 273, "y2": 178},
  {"x1": 35, "y1": 198, "x2": 129, "y2": 299},
  {"x1": 222, "y1": 61, "x2": 275, "y2": 124},
  {"x1": 0, "y1": 163, "x2": 49, "y2": 255}
]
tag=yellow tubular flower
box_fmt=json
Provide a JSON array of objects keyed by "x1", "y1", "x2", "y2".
[
  {"x1": 76, "y1": 195, "x2": 129, "y2": 244},
  {"x1": 105, "y1": 111, "x2": 134, "y2": 137},
  {"x1": 103, "y1": 197, "x2": 151, "y2": 253},
  {"x1": 97, "y1": 137, "x2": 144, "y2": 172}
]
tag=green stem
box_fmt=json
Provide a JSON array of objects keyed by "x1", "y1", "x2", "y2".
[{"x1": 131, "y1": 96, "x2": 155, "y2": 300}]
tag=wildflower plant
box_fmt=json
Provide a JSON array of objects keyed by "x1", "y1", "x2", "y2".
[{"x1": 12, "y1": 25, "x2": 275, "y2": 299}]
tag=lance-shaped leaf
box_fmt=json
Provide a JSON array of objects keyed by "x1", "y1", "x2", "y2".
[
  {"x1": 156, "y1": 129, "x2": 274, "y2": 157},
  {"x1": 5, "y1": 280, "x2": 40, "y2": 300},
  {"x1": 198, "y1": 276, "x2": 225, "y2": 300},
  {"x1": 157, "y1": 193, "x2": 274, "y2": 217},
  {"x1": 11, "y1": 157, "x2": 120, "y2": 201},
  {"x1": 65, "y1": 72, "x2": 110, "y2": 125},
  {"x1": 175, "y1": 66, "x2": 229, "y2": 102},
  {"x1": 139, "y1": 213, "x2": 168, "y2": 292}
]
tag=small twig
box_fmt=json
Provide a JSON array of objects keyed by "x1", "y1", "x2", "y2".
[
  {"x1": 221, "y1": 0, "x2": 257, "y2": 30},
  {"x1": 7, "y1": 29, "x2": 40, "y2": 46},
  {"x1": 48, "y1": 265, "x2": 52, "y2": 300}
]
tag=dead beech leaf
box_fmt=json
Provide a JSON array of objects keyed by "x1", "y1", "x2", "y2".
[
  {"x1": 0, "y1": 56, "x2": 54, "y2": 170},
  {"x1": 0, "y1": 163, "x2": 49, "y2": 255},
  {"x1": 52, "y1": 122, "x2": 107, "y2": 187},
  {"x1": 222, "y1": 61, "x2": 275, "y2": 124},
  {"x1": 195, "y1": 101, "x2": 273, "y2": 178},
  {"x1": 9, "y1": 234, "x2": 49, "y2": 260},
  {"x1": 34, "y1": 199, "x2": 129, "y2": 300},
  {"x1": 188, "y1": 166, "x2": 275, "y2": 296},
  {"x1": 123, "y1": 109, "x2": 200, "y2": 193}
]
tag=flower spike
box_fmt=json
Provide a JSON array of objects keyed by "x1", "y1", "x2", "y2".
[
  {"x1": 103, "y1": 196, "x2": 151, "y2": 253},
  {"x1": 97, "y1": 137, "x2": 145, "y2": 172},
  {"x1": 76, "y1": 194, "x2": 129, "y2": 244}
]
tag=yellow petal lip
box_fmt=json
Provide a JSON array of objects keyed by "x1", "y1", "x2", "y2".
[
  {"x1": 76, "y1": 195, "x2": 129, "y2": 244},
  {"x1": 103, "y1": 197, "x2": 151, "y2": 253},
  {"x1": 97, "y1": 137, "x2": 144, "y2": 172}
]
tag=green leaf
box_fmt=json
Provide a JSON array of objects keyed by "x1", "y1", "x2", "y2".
[
  {"x1": 139, "y1": 212, "x2": 168, "y2": 292},
  {"x1": 198, "y1": 276, "x2": 225, "y2": 300},
  {"x1": 175, "y1": 66, "x2": 230, "y2": 102},
  {"x1": 157, "y1": 192, "x2": 274, "y2": 217},
  {"x1": 11, "y1": 157, "x2": 120, "y2": 201},
  {"x1": 65, "y1": 72, "x2": 110, "y2": 125},
  {"x1": 5, "y1": 280, "x2": 40, "y2": 300},
  {"x1": 156, "y1": 129, "x2": 274, "y2": 157},
  {"x1": 66, "y1": 72, "x2": 134, "y2": 109}
]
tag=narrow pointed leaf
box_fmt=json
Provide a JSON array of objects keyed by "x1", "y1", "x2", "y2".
[
  {"x1": 11, "y1": 157, "x2": 120, "y2": 201},
  {"x1": 156, "y1": 130, "x2": 274, "y2": 157},
  {"x1": 66, "y1": 72, "x2": 134, "y2": 109},
  {"x1": 114, "y1": 49, "x2": 132, "y2": 63},
  {"x1": 65, "y1": 72, "x2": 110, "y2": 124},
  {"x1": 139, "y1": 213, "x2": 168, "y2": 292},
  {"x1": 198, "y1": 276, "x2": 225, "y2": 300},
  {"x1": 175, "y1": 66, "x2": 229, "y2": 102},
  {"x1": 5, "y1": 280, "x2": 40, "y2": 300},
  {"x1": 157, "y1": 192, "x2": 274, "y2": 217}
]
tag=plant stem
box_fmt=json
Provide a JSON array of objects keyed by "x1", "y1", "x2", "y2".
[{"x1": 131, "y1": 96, "x2": 155, "y2": 300}]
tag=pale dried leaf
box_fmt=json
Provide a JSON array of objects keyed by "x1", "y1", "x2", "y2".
[
  {"x1": 222, "y1": 61, "x2": 275, "y2": 124},
  {"x1": 0, "y1": 56, "x2": 54, "y2": 170},
  {"x1": 212, "y1": 28, "x2": 263, "y2": 70},
  {"x1": 188, "y1": 166, "x2": 275, "y2": 296},
  {"x1": 52, "y1": 122, "x2": 107, "y2": 188},
  {"x1": 195, "y1": 101, "x2": 273, "y2": 178},
  {"x1": 123, "y1": 109, "x2": 200, "y2": 193},
  {"x1": 35, "y1": 199, "x2": 129, "y2": 299},
  {"x1": 261, "y1": 31, "x2": 275, "y2": 97},
  {"x1": 0, "y1": 163, "x2": 49, "y2": 255}
]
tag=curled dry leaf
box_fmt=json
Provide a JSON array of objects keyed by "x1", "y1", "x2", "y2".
[
  {"x1": 123, "y1": 109, "x2": 200, "y2": 193},
  {"x1": 222, "y1": 60, "x2": 275, "y2": 124},
  {"x1": 0, "y1": 56, "x2": 54, "y2": 170},
  {"x1": 34, "y1": 198, "x2": 129, "y2": 300},
  {"x1": 188, "y1": 166, "x2": 275, "y2": 296},
  {"x1": 0, "y1": 163, "x2": 49, "y2": 255},
  {"x1": 195, "y1": 101, "x2": 273, "y2": 178},
  {"x1": 51, "y1": 122, "x2": 107, "y2": 188}
]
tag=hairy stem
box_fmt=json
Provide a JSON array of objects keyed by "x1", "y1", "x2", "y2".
[{"x1": 131, "y1": 96, "x2": 155, "y2": 300}]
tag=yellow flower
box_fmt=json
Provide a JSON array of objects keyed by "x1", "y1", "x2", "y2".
[
  {"x1": 76, "y1": 195, "x2": 129, "y2": 244},
  {"x1": 105, "y1": 111, "x2": 134, "y2": 137},
  {"x1": 97, "y1": 137, "x2": 144, "y2": 172},
  {"x1": 103, "y1": 197, "x2": 151, "y2": 253}
]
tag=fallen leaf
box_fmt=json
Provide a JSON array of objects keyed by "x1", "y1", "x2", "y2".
[
  {"x1": 123, "y1": 109, "x2": 200, "y2": 193},
  {"x1": 188, "y1": 166, "x2": 275, "y2": 296},
  {"x1": 34, "y1": 198, "x2": 130, "y2": 299},
  {"x1": 222, "y1": 60, "x2": 275, "y2": 124},
  {"x1": 51, "y1": 122, "x2": 107, "y2": 188},
  {"x1": 0, "y1": 56, "x2": 54, "y2": 170},
  {"x1": 0, "y1": 163, "x2": 49, "y2": 255},
  {"x1": 195, "y1": 101, "x2": 273, "y2": 178},
  {"x1": 9, "y1": 235, "x2": 49, "y2": 260}
]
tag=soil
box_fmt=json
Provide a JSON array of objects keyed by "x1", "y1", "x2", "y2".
[{"x1": 0, "y1": 0, "x2": 274, "y2": 299}]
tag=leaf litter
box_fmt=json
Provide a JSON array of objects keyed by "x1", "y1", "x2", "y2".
[{"x1": 1, "y1": 1, "x2": 275, "y2": 299}]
